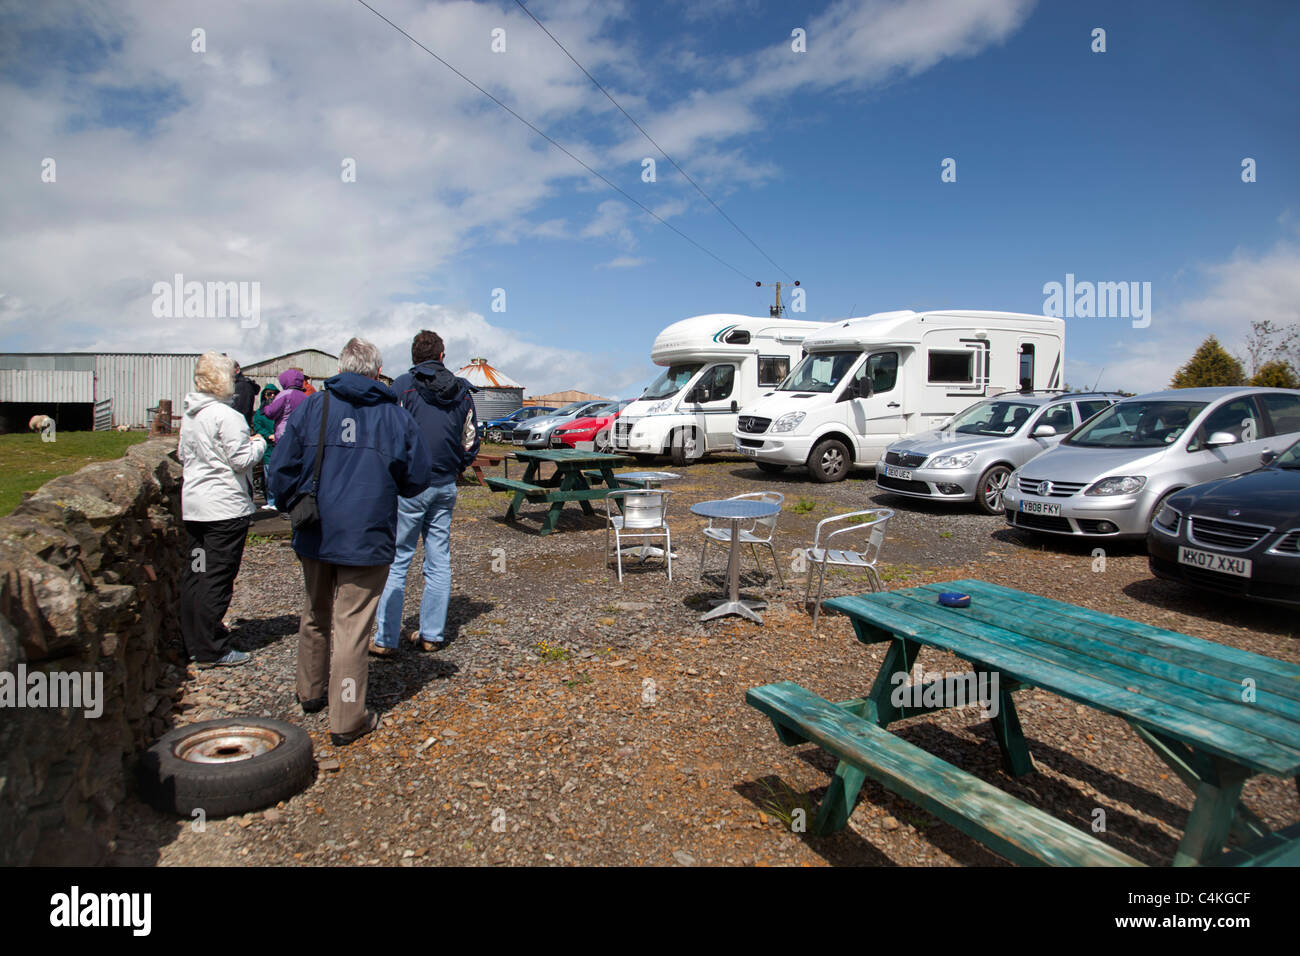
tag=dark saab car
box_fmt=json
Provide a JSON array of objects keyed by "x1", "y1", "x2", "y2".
[{"x1": 1148, "y1": 437, "x2": 1300, "y2": 608}]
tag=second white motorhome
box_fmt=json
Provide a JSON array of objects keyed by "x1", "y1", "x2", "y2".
[
  {"x1": 613, "y1": 314, "x2": 829, "y2": 464},
  {"x1": 732, "y1": 310, "x2": 1066, "y2": 481}
]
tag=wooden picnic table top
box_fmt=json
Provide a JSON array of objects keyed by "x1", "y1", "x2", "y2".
[
  {"x1": 509, "y1": 448, "x2": 630, "y2": 465},
  {"x1": 825, "y1": 579, "x2": 1300, "y2": 778}
]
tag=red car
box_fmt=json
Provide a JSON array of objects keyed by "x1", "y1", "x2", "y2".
[{"x1": 550, "y1": 400, "x2": 631, "y2": 451}]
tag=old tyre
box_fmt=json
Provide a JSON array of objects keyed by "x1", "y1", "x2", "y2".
[
  {"x1": 669, "y1": 428, "x2": 701, "y2": 467},
  {"x1": 138, "y1": 718, "x2": 315, "y2": 817},
  {"x1": 756, "y1": 461, "x2": 787, "y2": 474},
  {"x1": 807, "y1": 438, "x2": 851, "y2": 482},
  {"x1": 976, "y1": 464, "x2": 1012, "y2": 515}
]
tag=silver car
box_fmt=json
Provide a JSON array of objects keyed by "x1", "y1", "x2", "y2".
[
  {"x1": 878, "y1": 391, "x2": 1121, "y2": 513},
  {"x1": 1003, "y1": 387, "x2": 1300, "y2": 539},
  {"x1": 512, "y1": 400, "x2": 608, "y2": 448}
]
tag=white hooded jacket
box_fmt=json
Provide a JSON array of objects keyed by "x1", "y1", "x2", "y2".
[{"x1": 179, "y1": 391, "x2": 266, "y2": 521}]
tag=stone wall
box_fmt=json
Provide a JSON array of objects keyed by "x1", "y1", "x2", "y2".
[{"x1": 0, "y1": 438, "x2": 187, "y2": 865}]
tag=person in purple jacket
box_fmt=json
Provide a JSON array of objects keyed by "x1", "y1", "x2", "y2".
[{"x1": 264, "y1": 368, "x2": 309, "y2": 443}]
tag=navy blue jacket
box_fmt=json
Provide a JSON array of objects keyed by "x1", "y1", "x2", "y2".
[
  {"x1": 390, "y1": 360, "x2": 480, "y2": 485},
  {"x1": 268, "y1": 372, "x2": 432, "y2": 566}
]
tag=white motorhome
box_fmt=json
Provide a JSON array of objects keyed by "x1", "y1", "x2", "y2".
[
  {"x1": 732, "y1": 310, "x2": 1065, "y2": 481},
  {"x1": 613, "y1": 314, "x2": 829, "y2": 464}
]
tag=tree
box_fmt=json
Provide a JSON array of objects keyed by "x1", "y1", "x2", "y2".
[
  {"x1": 1250, "y1": 360, "x2": 1300, "y2": 389},
  {"x1": 1240, "y1": 319, "x2": 1299, "y2": 377},
  {"x1": 1170, "y1": 336, "x2": 1245, "y2": 388}
]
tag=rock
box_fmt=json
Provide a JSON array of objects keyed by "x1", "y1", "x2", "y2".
[
  {"x1": 318, "y1": 758, "x2": 341, "y2": 772},
  {"x1": 672, "y1": 850, "x2": 696, "y2": 866},
  {"x1": 263, "y1": 809, "x2": 284, "y2": 824},
  {"x1": 881, "y1": 815, "x2": 900, "y2": 831}
]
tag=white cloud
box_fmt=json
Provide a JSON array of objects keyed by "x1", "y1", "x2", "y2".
[{"x1": 599, "y1": 255, "x2": 649, "y2": 269}]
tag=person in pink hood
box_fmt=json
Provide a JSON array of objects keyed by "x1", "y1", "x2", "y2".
[{"x1": 264, "y1": 368, "x2": 309, "y2": 442}]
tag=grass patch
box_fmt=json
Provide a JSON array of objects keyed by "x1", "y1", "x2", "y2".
[
  {"x1": 0, "y1": 431, "x2": 150, "y2": 517},
  {"x1": 939, "y1": 531, "x2": 954, "y2": 539},
  {"x1": 790, "y1": 498, "x2": 817, "y2": 515},
  {"x1": 563, "y1": 672, "x2": 593, "y2": 688},
  {"x1": 755, "y1": 777, "x2": 816, "y2": 831}
]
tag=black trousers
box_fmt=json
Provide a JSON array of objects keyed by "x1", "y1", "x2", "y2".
[{"x1": 181, "y1": 516, "x2": 251, "y2": 662}]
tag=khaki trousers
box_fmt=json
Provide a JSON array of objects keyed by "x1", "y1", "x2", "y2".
[{"x1": 296, "y1": 557, "x2": 388, "y2": 735}]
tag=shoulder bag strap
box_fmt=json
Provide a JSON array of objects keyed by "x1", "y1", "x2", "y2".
[{"x1": 312, "y1": 390, "x2": 330, "y2": 491}]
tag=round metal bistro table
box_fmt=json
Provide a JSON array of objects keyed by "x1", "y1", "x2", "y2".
[
  {"x1": 689, "y1": 498, "x2": 781, "y2": 624},
  {"x1": 615, "y1": 471, "x2": 683, "y2": 560}
]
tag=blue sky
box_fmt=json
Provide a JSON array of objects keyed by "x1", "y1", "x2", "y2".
[{"x1": 1, "y1": 0, "x2": 1297, "y2": 394}]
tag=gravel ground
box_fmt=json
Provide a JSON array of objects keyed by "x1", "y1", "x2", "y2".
[{"x1": 109, "y1": 450, "x2": 1300, "y2": 866}]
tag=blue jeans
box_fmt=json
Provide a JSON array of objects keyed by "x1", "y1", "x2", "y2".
[{"x1": 375, "y1": 482, "x2": 457, "y2": 648}]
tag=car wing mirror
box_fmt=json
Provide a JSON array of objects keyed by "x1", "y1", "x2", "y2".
[
  {"x1": 1260, "y1": 449, "x2": 1279, "y2": 466},
  {"x1": 1206, "y1": 431, "x2": 1239, "y2": 448},
  {"x1": 1032, "y1": 424, "x2": 1057, "y2": 438},
  {"x1": 730, "y1": 400, "x2": 738, "y2": 412}
]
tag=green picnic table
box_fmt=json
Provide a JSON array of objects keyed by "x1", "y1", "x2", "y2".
[
  {"x1": 747, "y1": 579, "x2": 1300, "y2": 866},
  {"x1": 482, "y1": 448, "x2": 639, "y2": 535}
]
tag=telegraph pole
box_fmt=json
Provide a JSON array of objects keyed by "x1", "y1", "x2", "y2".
[{"x1": 756, "y1": 280, "x2": 799, "y2": 317}]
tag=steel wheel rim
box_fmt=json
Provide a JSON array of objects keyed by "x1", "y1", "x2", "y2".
[
  {"x1": 984, "y1": 470, "x2": 1009, "y2": 510},
  {"x1": 174, "y1": 725, "x2": 283, "y2": 764}
]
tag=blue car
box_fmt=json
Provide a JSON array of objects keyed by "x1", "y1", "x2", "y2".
[{"x1": 480, "y1": 406, "x2": 556, "y2": 444}]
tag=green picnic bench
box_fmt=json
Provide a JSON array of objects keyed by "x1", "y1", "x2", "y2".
[
  {"x1": 482, "y1": 448, "x2": 634, "y2": 535},
  {"x1": 747, "y1": 579, "x2": 1300, "y2": 866},
  {"x1": 747, "y1": 681, "x2": 1142, "y2": 866}
]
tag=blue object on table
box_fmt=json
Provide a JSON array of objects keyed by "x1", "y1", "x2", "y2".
[{"x1": 938, "y1": 592, "x2": 971, "y2": 607}]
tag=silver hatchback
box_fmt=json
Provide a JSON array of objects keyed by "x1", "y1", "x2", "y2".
[
  {"x1": 1003, "y1": 387, "x2": 1300, "y2": 539},
  {"x1": 877, "y1": 392, "x2": 1121, "y2": 513}
]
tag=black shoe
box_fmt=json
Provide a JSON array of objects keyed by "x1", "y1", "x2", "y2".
[
  {"x1": 330, "y1": 710, "x2": 380, "y2": 747},
  {"x1": 299, "y1": 696, "x2": 326, "y2": 714}
]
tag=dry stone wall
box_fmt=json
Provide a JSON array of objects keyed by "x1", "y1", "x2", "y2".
[{"x1": 0, "y1": 438, "x2": 187, "y2": 865}]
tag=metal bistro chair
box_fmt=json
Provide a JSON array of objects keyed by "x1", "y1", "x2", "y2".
[
  {"x1": 603, "y1": 489, "x2": 673, "y2": 582},
  {"x1": 802, "y1": 508, "x2": 894, "y2": 628},
  {"x1": 698, "y1": 491, "x2": 785, "y2": 587}
]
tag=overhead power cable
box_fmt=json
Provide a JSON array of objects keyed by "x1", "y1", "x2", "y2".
[
  {"x1": 514, "y1": 0, "x2": 796, "y2": 282},
  {"x1": 352, "y1": 0, "x2": 754, "y2": 282}
]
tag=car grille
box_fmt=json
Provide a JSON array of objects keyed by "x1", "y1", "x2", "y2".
[
  {"x1": 737, "y1": 416, "x2": 771, "y2": 434},
  {"x1": 1011, "y1": 511, "x2": 1073, "y2": 533},
  {"x1": 1150, "y1": 555, "x2": 1250, "y2": 594},
  {"x1": 736, "y1": 438, "x2": 763, "y2": 448},
  {"x1": 614, "y1": 421, "x2": 633, "y2": 444},
  {"x1": 883, "y1": 451, "x2": 927, "y2": 469},
  {"x1": 1016, "y1": 476, "x2": 1087, "y2": 497},
  {"x1": 1269, "y1": 530, "x2": 1300, "y2": 555},
  {"x1": 877, "y1": 474, "x2": 932, "y2": 495},
  {"x1": 1187, "y1": 515, "x2": 1272, "y2": 552}
]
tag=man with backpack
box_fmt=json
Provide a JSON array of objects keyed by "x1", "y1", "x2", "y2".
[{"x1": 373, "y1": 330, "x2": 479, "y2": 655}]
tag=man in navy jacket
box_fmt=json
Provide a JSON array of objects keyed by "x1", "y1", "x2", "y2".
[
  {"x1": 374, "y1": 330, "x2": 479, "y2": 654},
  {"x1": 269, "y1": 337, "x2": 432, "y2": 745}
]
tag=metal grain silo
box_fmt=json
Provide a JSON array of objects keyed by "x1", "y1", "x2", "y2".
[{"x1": 455, "y1": 358, "x2": 523, "y2": 421}]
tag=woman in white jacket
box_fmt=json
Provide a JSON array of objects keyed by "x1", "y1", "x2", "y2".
[{"x1": 178, "y1": 352, "x2": 267, "y2": 667}]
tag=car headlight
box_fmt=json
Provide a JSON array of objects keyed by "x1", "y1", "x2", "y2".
[
  {"x1": 926, "y1": 452, "x2": 977, "y2": 469},
  {"x1": 1152, "y1": 502, "x2": 1181, "y2": 533},
  {"x1": 770, "y1": 412, "x2": 806, "y2": 433},
  {"x1": 1085, "y1": 476, "x2": 1147, "y2": 496}
]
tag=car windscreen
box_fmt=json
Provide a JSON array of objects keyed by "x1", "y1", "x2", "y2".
[
  {"x1": 945, "y1": 400, "x2": 1038, "y2": 436},
  {"x1": 777, "y1": 351, "x2": 860, "y2": 393},
  {"x1": 1065, "y1": 400, "x2": 1207, "y2": 448},
  {"x1": 642, "y1": 364, "x2": 702, "y2": 400},
  {"x1": 1275, "y1": 438, "x2": 1300, "y2": 468},
  {"x1": 552, "y1": 402, "x2": 589, "y2": 417}
]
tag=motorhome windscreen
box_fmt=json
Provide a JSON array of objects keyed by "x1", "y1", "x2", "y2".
[
  {"x1": 777, "y1": 351, "x2": 859, "y2": 392},
  {"x1": 947, "y1": 400, "x2": 1038, "y2": 436},
  {"x1": 643, "y1": 364, "x2": 703, "y2": 400},
  {"x1": 1065, "y1": 401, "x2": 1207, "y2": 448}
]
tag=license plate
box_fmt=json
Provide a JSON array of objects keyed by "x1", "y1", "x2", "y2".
[
  {"x1": 884, "y1": 465, "x2": 913, "y2": 481},
  {"x1": 739, "y1": 445, "x2": 756, "y2": 457},
  {"x1": 1178, "y1": 546, "x2": 1252, "y2": 578},
  {"x1": 1019, "y1": 499, "x2": 1061, "y2": 516}
]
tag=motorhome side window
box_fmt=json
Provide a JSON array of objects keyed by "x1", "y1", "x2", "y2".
[
  {"x1": 928, "y1": 350, "x2": 974, "y2": 384},
  {"x1": 854, "y1": 352, "x2": 899, "y2": 394},
  {"x1": 693, "y1": 364, "x2": 736, "y2": 402},
  {"x1": 757, "y1": 355, "x2": 789, "y2": 387}
]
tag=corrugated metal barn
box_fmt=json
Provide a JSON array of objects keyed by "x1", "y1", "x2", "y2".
[{"x1": 0, "y1": 352, "x2": 199, "y2": 433}]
